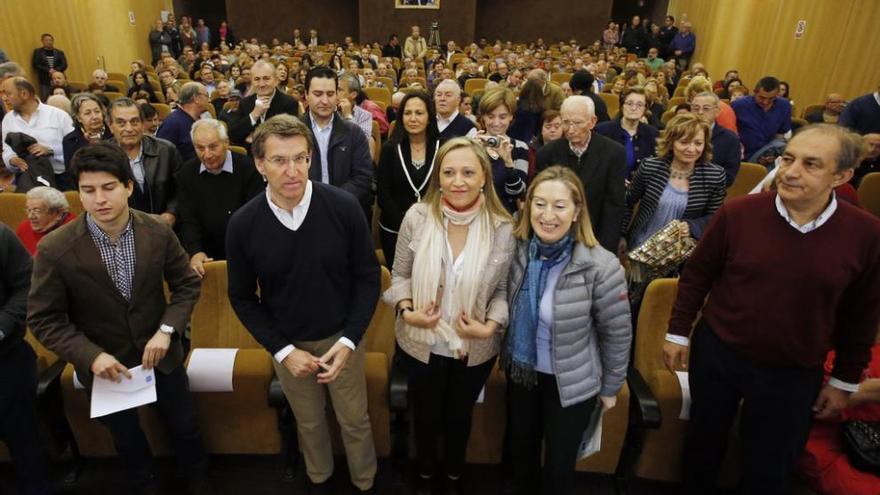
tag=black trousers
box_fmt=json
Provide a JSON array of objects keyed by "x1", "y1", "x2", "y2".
[
  {"x1": 508, "y1": 372, "x2": 597, "y2": 495},
  {"x1": 0, "y1": 340, "x2": 49, "y2": 495},
  {"x1": 95, "y1": 363, "x2": 207, "y2": 490},
  {"x1": 683, "y1": 320, "x2": 824, "y2": 495},
  {"x1": 403, "y1": 351, "x2": 495, "y2": 478},
  {"x1": 379, "y1": 228, "x2": 398, "y2": 270}
]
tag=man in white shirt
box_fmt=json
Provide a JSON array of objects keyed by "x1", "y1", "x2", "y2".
[
  {"x1": 434, "y1": 79, "x2": 477, "y2": 139},
  {"x1": 1, "y1": 77, "x2": 74, "y2": 190}
]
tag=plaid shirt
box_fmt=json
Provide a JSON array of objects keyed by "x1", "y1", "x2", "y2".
[{"x1": 86, "y1": 214, "x2": 136, "y2": 302}]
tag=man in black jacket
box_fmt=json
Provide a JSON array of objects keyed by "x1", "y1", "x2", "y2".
[
  {"x1": 0, "y1": 224, "x2": 49, "y2": 495},
  {"x1": 228, "y1": 60, "x2": 299, "y2": 148},
  {"x1": 536, "y1": 95, "x2": 626, "y2": 252},
  {"x1": 620, "y1": 16, "x2": 649, "y2": 58},
  {"x1": 381, "y1": 34, "x2": 402, "y2": 59},
  {"x1": 31, "y1": 33, "x2": 67, "y2": 101}
]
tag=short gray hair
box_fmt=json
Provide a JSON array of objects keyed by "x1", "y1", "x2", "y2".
[
  {"x1": 26, "y1": 186, "x2": 69, "y2": 213},
  {"x1": 190, "y1": 118, "x2": 228, "y2": 141},
  {"x1": 70, "y1": 93, "x2": 106, "y2": 124},
  {"x1": 560, "y1": 95, "x2": 595, "y2": 119},
  {"x1": 339, "y1": 72, "x2": 362, "y2": 94},
  {"x1": 179, "y1": 82, "x2": 205, "y2": 105},
  {"x1": 0, "y1": 61, "x2": 24, "y2": 80},
  {"x1": 92, "y1": 68, "x2": 108, "y2": 79},
  {"x1": 692, "y1": 91, "x2": 720, "y2": 104}
]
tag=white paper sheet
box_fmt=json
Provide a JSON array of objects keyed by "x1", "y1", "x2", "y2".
[
  {"x1": 90, "y1": 365, "x2": 157, "y2": 418},
  {"x1": 577, "y1": 405, "x2": 604, "y2": 459},
  {"x1": 676, "y1": 371, "x2": 691, "y2": 420},
  {"x1": 186, "y1": 348, "x2": 239, "y2": 392}
]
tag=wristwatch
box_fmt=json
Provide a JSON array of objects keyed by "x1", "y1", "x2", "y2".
[{"x1": 159, "y1": 324, "x2": 175, "y2": 335}]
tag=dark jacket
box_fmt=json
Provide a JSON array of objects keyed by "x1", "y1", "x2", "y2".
[
  {"x1": 149, "y1": 29, "x2": 173, "y2": 63},
  {"x1": 0, "y1": 225, "x2": 32, "y2": 355},
  {"x1": 586, "y1": 92, "x2": 611, "y2": 123},
  {"x1": 711, "y1": 124, "x2": 742, "y2": 187},
  {"x1": 536, "y1": 134, "x2": 627, "y2": 252},
  {"x1": 4, "y1": 132, "x2": 57, "y2": 192},
  {"x1": 63, "y1": 127, "x2": 113, "y2": 170},
  {"x1": 228, "y1": 90, "x2": 300, "y2": 145},
  {"x1": 301, "y1": 113, "x2": 374, "y2": 210},
  {"x1": 108, "y1": 135, "x2": 183, "y2": 215},
  {"x1": 376, "y1": 137, "x2": 440, "y2": 231},
  {"x1": 594, "y1": 120, "x2": 659, "y2": 178},
  {"x1": 624, "y1": 156, "x2": 727, "y2": 244},
  {"x1": 31, "y1": 48, "x2": 68, "y2": 86},
  {"x1": 28, "y1": 210, "x2": 201, "y2": 387}
]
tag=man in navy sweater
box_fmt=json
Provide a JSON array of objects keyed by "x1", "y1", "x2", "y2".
[
  {"x1": 225, "y1": 114, "x2": 380, "y2": 494},
  {"x1": 663, "y1": 124, "x2": 880, "y2": 494},
  {"x1": 839, "y1": 85, "x2": 880, "y2": 135},
  {"x1": 156, "y1": 81, "x2": 210, "y2": 162}
]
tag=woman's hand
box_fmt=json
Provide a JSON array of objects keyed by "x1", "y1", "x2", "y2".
[
  {"x1": 457, "y1": 313, "x2": 496, "y2": 339},
  {"x1": 599, "y1": 395, "x2": 617, "y2": 411},
  {"x1": 496, "y1": 136, "x2": 514, "y2": 168},
  {"x1": 402, "y1": 301, "x2": 441, "y2": 329}
]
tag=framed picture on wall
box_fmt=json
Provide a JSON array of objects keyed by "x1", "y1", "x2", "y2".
[{"x1": 395, "y1": 0, "x2": 439, "y2": 9}]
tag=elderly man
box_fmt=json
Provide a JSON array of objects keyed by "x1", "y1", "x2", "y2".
[
  {"x1": 16, "y1": 186, "x2": 76, "y2": 255},
  {"x1": 692, "y1": 91, "x2": 742, "y2": 186},
  {"x1": 226, "y1": 115, "x2": 379, "y2": 495},
  {"x1": 198, "y1": 65, "x2": 216, "y2": 96},
  {"x1": 643, "y1": 47, "x2": 665, "y2": 73},
  {"x1": 158, "y1": 69, "x2": 182, "y2": 96},
  {"x1": 404, "y1": 25, "x2": 428, "y2": 59},
  {"x1": 733, "y1": 76, "x2": 792, "y2": 162},
  {"x1": 91, "y1": 69, "x2": 120, "y2": 93},
  {"x1": 663, "y1": 124, "x2": 880, "y2": 494},
  {"x1": 528, "y1": 69, "x2": 565, "y2": 111},
  {"x1": 31, "y1": 33, "x2": 68, "y2": 100},
  {"x1": 337, "y1": 73, "x2": 376, "y2": 158},
  {"x1": 229, "y1": 60, "x2": 299, "y2": 148},
  {"x1": 107, "y1": 97, "x2": 181, "y2": 224},
  {"x1": 1, "y1": 77, "x2": 75, "y2": 190},
  {"x1": 434, "y1": 79, "x2": 477, "y2": 139},
  {"x1": 535, "y1": 95, "x2": 625, "y2": 252},
  {"x1": 157, "y1": 82, "x2": 209, "y2": 162},
  {"x1": 176, "y1": 119, "x2": 262, "y2": 276},
  {"x1": 387, "y1": 90, "x2": 405, "y2": 123},
  {"x1": 805, "y1": 93, "x2": 846, "y2": 124},
  {"x1": 301, "y1": 66, "x2": 373, "y2": 218}
]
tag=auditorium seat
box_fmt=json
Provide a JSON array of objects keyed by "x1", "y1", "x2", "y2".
[
  {"x1": 152, "y1": 103, "x2": 172, "y2": 120},
  {"x1": 365, "y1": 86, "x2": 392, "y2": 107},
  {"x1": 463, "y1": 78, "x2": 488, "y2": 95},
  {"x1": 0, "y1": 193, "x2": 27, "y2": 229},
  {"x1": 628, "y1": 278, "x2": 741, "y2": 488},
  {"x1": 103, "y1": 91, "x2": 124, "y2": 102},
  {"x1": 599, "y1": 93, "x2": 619, "y2": 118},
  {"x1": 726, "y1": 162, "x2": 768, "y2": 200},
  {"x1": 801, "y1": 104, "x2": 823, "y2": 119},
  {"x1": 858, "y1": 172, "x2": 880, "y2": 217},
  {"x1": 551, "y1": 72, "x2": 572, "y2": 84}
]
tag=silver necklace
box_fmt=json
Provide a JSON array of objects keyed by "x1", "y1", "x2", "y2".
[{"x1": 669, "y1": 167, "x2": 694, "y2": 180}]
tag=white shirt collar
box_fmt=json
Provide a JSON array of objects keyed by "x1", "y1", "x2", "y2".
[
  {"x1": 265, "y1": 180, "x2": 313, "y2": 231},
  {"x1": 873, "y1": 92, "x2": 880, "y2": 106},
  {"x1": 310, "y1": 112, "x2": 334, "y2": 132},
  {"x1": 199, "y1": 150, "x2": 234, "y2": 174},
  {"x1": 775, "y1": 192, "x2": 838, "y2": 234},
  {"x1": 437, "y1": 110, "x2": 460, "y2": 130}
]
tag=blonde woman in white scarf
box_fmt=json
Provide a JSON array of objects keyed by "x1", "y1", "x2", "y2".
[{"x1": 384, "y1": 137, "x2": 514, "y2": 495}]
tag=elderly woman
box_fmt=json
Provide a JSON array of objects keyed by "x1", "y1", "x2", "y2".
[
  {"x1": 476, "y1": 86, "x2": 529, "y2": 213},
  {"x1": 63, "y1": 93, "x2": 112, "y2": 171},
  {"x1": 376, "y1": 91, "x2": 440, "y2": 268},
  {"x1": 624, "y1": 113, "x2": 726, "y2": 254},
  {"x1": 384, "y1": 138, "x2": 513, "y2": 495},
  {"x1": 504, "y1": 166, "x2": 631, "y2": 495},
  {"x1": 595, "y1": 87, "x2": 659, "y2": 179},
  {"x1": 16, "y1": 186, "x2": 76, "y2": 255}
]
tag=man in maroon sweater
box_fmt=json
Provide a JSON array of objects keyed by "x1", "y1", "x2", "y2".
[{"x1": 662, "y1": 124, "x2": 880, "y2": 494}]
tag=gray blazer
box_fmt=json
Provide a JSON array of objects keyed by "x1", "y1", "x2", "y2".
[{"x1": 507, "y1": 239, "x2": 632, "y2": 407}]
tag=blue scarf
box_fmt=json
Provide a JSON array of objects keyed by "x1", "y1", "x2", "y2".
[{"x1": 503, "y1": 232, "x2": 574, "y2": 387}]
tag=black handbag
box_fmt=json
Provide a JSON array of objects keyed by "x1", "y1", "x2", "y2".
[{"x1": 842, "y1": 420, "x2": 880, "y2": 475}]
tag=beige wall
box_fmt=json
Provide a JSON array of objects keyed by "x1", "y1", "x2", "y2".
[
  {"x1": 0, "y1": 0, "x2": 173, "y2": 85},
  {"x1": 667, "y1": 0, "x2": 880, "y2": 111}
]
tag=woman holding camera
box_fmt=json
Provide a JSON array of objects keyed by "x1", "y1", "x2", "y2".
[
  {"x1": 477, "y1": 86, "x2": 529, "y2": 213},
  {"x1": 504, "y1": 165, "x2": 631, "y2": 495},
  {"x1": 385, "y1": 137, "x2": 514, "y2": 495}
]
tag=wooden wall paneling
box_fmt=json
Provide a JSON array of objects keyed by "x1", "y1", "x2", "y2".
[
  {"x1": 226, "y1": 0, "x2": 358, "y2": 47},
  {"x1": 475, "y1": 0, "x2": 612, "y2": 45},
  {"x1": 357, "y1": 0, "x2": 476, "y2": 48}
]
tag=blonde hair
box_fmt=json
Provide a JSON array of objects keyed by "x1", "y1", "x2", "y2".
[
  {"x1": 656, "y1": 113, "x2": 713, "y2": 164},
  {"x1": 685, "y1": 75, "x2": 712, "y2": 101},
  {"x1": 513, "y1": 166, "x2": 598, "y2": 247},
  {"x1": 421, "y1": 137, "x2": 512, "y2": 224}
]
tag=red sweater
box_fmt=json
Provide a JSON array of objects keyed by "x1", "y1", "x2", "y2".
[
  {"x1": 16, "y1": 213, "x2": 76, "y2": 255},
  {"x1": 669, "y1": 193, "x2": 880, "y2": 383}
]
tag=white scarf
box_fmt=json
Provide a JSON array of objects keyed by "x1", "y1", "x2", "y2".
[{"x1": 408, "y1": 195, "x2": 494, "y2": 357}]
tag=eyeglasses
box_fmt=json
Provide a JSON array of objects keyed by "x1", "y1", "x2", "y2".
[
  {"x1": 691, "y1": 105, "x2": 717, "y2": 113},
  {"x1": 561, "y1": 119, "x2": 589, "y2": 128},
  {"x1": 25, "y1": 207, "x2": 47, "y2": 216},
  {"x1": 265, "y1": 154, "x2": 311, "y2": 167},
  {"x1": 623, "y1": 101, "x2": 646, "y2": 109}
]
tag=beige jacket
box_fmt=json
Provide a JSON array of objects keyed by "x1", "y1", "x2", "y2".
[{"x1": 384, "y1": 203, "x2": 514, "y2": 366}]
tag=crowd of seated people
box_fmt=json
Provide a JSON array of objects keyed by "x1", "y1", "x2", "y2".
[{"x1": 1, "y1": 11, "x2": 880, "y2": 495}]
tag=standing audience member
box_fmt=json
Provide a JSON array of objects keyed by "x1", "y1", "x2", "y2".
[
  {"x1": 620, "y1": 16, "x2": 648, "y2": 57},
  {"x1": 732, "y1": 76, "x2": 792, "y2": 162},
  {"x1": 64, "y1": 94, "x2": 112, "y2": 173},
  {"x1": 434, "y1": 80, "x2": 477, "y2": 139},
  {"x1": 376, "y1": 91, "x2": 440, "y2": 268},
  {"x1": 382, "y1": 34, "x2": 403, "y2": 59},
  {"x1": 508, "y1": 79, "x2": 545, "y2": 145},
  {"x1": 839, "y1": 85, "x2": 880, "y2": 135},
  {"x1": 568, "y1": 70, "x2": 610, "y2": 123},
  {"x1": 475, "y1": 87, "x2": 529, "y2": 213},
  {"x1": 149, "y1": 20, "x2": 173, "y2": 65},
  {"x1": 535, "y1": 96, "x2": 626, "y2": 252},
  {"x1": 595, "y1": 87, "x2": 659, "y2": 179},
  {"x1": 107, "y1": 97, "x2": 181, "y2": 224},
  {"x1": 228, "y1": 60, "x2": 300, "y2": 148},
  {"x1": 28, "y1": 143, "x2": 212, "y2": 495},
  {"x1": 0, "y1": 223, "x2": 49, "y2": 495},
  {"x1": 31, "y1": 33, "x2": 68, "y2": 100},
  {"x1": 157, "y1": 82, "x2": 209, "y2": 162},
  {"x1": 301, "y1": 66, "x2": 374, "y2": 218},
  {"x1": 384, "y1": 137, "x2": 513, "y2": 495},
  {"x1": 16, "y1": 186, "x2": 76, "y2": 255},
  {"x1": 669, "y1": 22, "x2": 696, "y2": 69},
  {"x1": 226, "y1": 115, "x2": 380, "y2": 494},
  {"x1": 662, "y1": 124, "x2": 880, "y2": 494},
  {"x1": 527, "y1": 69, "x2": 564, "y2": 111},
  {"x1": 337, "y1": 74, "x2": 377, "y2": 159},
  {"x1": 404, "y1": 26, "x2": 428, "y2": 59},
  {"x1": 1, "y1": 77, "x2": 75, "y2": 190},
  {"x1": 658, "y1": 16, "x2": 679, "y2": 58},
  {"x1": 691, "y1": 91, "x2": 741, "y2": 186},
  {"x1": 685, "y1": 76, "x2": 737, "y2": 134},
  {"x1": 504, "y1": 166, "x2": 631, "y2": 495},
  {"x1": 176, "y1": 119, "x2": 262, "y2": 277}
]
